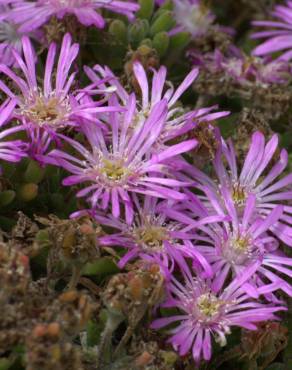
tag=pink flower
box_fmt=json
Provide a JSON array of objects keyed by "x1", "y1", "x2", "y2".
[
  {"x1": 151, "y1": 262, "x2": 286, "y2": 363},
  {"x1": 0, "y1": 3, "x2": 41, "y2": 66},
  {"x1": 185, "y1": 131, "x2": 292, "y2": 246},
  {"x1": 2, "y1": 0, "x2": 139, "y2": 32},
  {"x1": 0, "y1": 33, "x2": 118, "y2": 157},
  {"x1": 85, "y1": 61, "x2": 229, "y2": 145},
  {"x1": 0, "y1": 99, "x2": 27, "y2": 162},
  {"x1": 252, "y1": 1, "x2": 292, "y2": 60},
  {"x1": 88, "y1": 195, "x2": 226, "y2": 276},
  {"x1": 44, "y1": 98, "x2": 197, "y2": 222},
  {"x1": 174, "y1": 190, "x2": 292, "y2": 298}
]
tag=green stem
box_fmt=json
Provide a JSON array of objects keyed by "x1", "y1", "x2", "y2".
[
  {"x1": 68, "y1": 265, "x2": 81, "y2": 291},
  {"x1": 96, "y1": 311, "x2": 124, "y2": 370}
]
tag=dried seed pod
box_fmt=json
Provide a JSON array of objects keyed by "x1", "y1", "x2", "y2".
[
  {"x1": 0, "y1": 242, "x2": 31, "y2": 298},
  {"x1": 36, "y1": 215, "x2": 101, "y2": 267},
  {"x1": 55, "y1": 290, "x2": 94, "y2": 338},
  {"x1": 26, "y1": 323, "x2": 84, "y2": 370},
  {"x1": 103, "y1": 262, "x2": 165, "y2": 356}
]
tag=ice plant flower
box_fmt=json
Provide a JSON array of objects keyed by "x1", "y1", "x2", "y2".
[
  {"x1": 170, "y1": 0, "x2": 215, "y2": 38},
  {"x1": 2, "y1": 0, "x2": 139, "y2": 33},
  {"x1": 0, "y1": 33, "x2": 118, "y2": 156},
  {"x1": 252, "y1": 1, "x2": 292, "y2": 60},
  {"x1": 189, "y1": 47, "x2": 292, "y2": 86},
  {"x1": 0, "y1": 100, "x2": 27, "y2": 162},
  {"x1": 88, "y1": 195, "x2": 227, "y2": 276},
  {"x1": 0, "y1": 4, "x2": 25, "y2": 66},
  {"x1": 44, "y1": 98, "x2": 198, "y2": 222},
  {"x1": 176, "y1": 190, "x2": 292, "y2": 297},
  {"x1": 151, "y1": 263, "x2": 286, "y2": 363},
  {"x1": 85, "y1": 61, "x2": 229, "y2": 145},
  {"x1": 186, "y1": 131, "x2": 292, "y2": 246}
]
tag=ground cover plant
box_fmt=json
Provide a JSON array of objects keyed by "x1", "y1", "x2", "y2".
[{"x1": 0, "y1": 0, "x2": 292, "y2": 369}]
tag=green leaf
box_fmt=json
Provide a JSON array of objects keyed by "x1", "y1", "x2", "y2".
[
  {"x1": 35, "y1": 229, "x2": 51, "y2": 247},
  {"x1": 109, "y1": 20, "x2": 127, "y2": 43},
  {"x1": 137, "y1": 0, "x2": 154, "y2": 20},
  {"x1": 159, "y1": 0, "x2": 173, "y2": 10},
  {"x1": 153, "y1": 31, "x2": 170, "y2": 57},
  {"x1": 17, "y1": 183, "x2": 38, "y2": 202},
  {"x1": 49, "y1": 193, "x2": 65, "y2": 211},
  {"x1": 265, "y1": 364, "x2": 286, "y2": 370},
  {"x1": 0, "y1": 216, "x2": 16, "y2": 230},
  {"x1": 169, "y1": 32, "x2": 190, "y2": 51},
  {"x1": 86, "y1": 319, "x2": 102, "y2": 347},
  {"x1": 139, "y1": 38, "x2": 153, "y2": 48},
  {"x1": 150, "y1": 11, "x2": 175, "y2": 37},
  {"x1": 82, "y1": 257, "x2": 119, "y2": 277},
  {"x1": 128, "y1": 19, "x2": 150, "y2": 48},
  {"x1": 24, "y1": 160, "x2": 45, "y2": 184},
  {"x1": 0, "y1": 190, "x2": 15, "y2": 207},
  {"x1": 0, "y1": 359, "x2": 12, "y2": 370}
]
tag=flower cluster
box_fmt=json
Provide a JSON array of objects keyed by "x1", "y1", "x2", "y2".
[{"x1": 0, "y1": 1, "x2": 291, "y2": 368}]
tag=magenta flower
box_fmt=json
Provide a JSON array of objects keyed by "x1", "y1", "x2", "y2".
[
  {"x1": 151, "y1": 262, "x2": 286, "y2": 363},
  {"x1": 45, "y1": 97, "x2": 198, "y2": 222},
  {"x1": 0, "y1": 99, "x2": 27, "y2": 162},
  {"x1": 0, "y1": 5, "x2": 23, "y2": 66},
  {"x1": 86, "y1": 195, "x2": 227, "y2": 277},
  {"x1": 186, "y1": 131, "x2": 292, "y2": 246},
  {"x1": 0, "y1": 3, "x2": 41, "y2": 67},
  {"x1": 176, "y1": 190, "x2": 292, "y2": 298},
  {"x1": 252, "y1": 1, "x2": 292, "y2": 60},
  {"x1": 3, "y1": 0, "x2": 139, "y2": 33},
  {"x1": 0, "y1": 33, "x2": 117, "y2": 156},
  {"x1": 85, "y1": 61, "x2": 229, "y2": 144}
]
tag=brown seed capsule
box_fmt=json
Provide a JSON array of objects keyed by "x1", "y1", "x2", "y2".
[
  {"x1": 32, "y1": 324, "x2": 47, "y2": 338},
  {"x1": 47, "y1": 322, "x2": 60, "y2": 337},
  {"x1": 135, "y1": 351, "x2": 153, "y2": 367},
  {"x1": 59, "y1": 290, "x2": 79, "y2": 303},
  {"x1": 129, "y1": 276, "x2": 144, "y2": 301}
]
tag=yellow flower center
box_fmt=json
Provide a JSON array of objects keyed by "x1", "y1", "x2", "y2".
[
  {"x1": 232, "y1": 236, "x2": 250, "y2": 252},
  {"x1": 21, "y1": 92, "x2": 70, "y2": 127},
  {"x1": 135, "y1": 226, "x2": 169, "y2": 251},
  {"x1": 197, "y1": 293, "x2": 223, "y2": 318},
  {"x1": 100, "y1": 159, "x2": 129, "y2": 181},
  {"x1": 231, "y1": 183, "x2": 247, "y2": 205}
]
